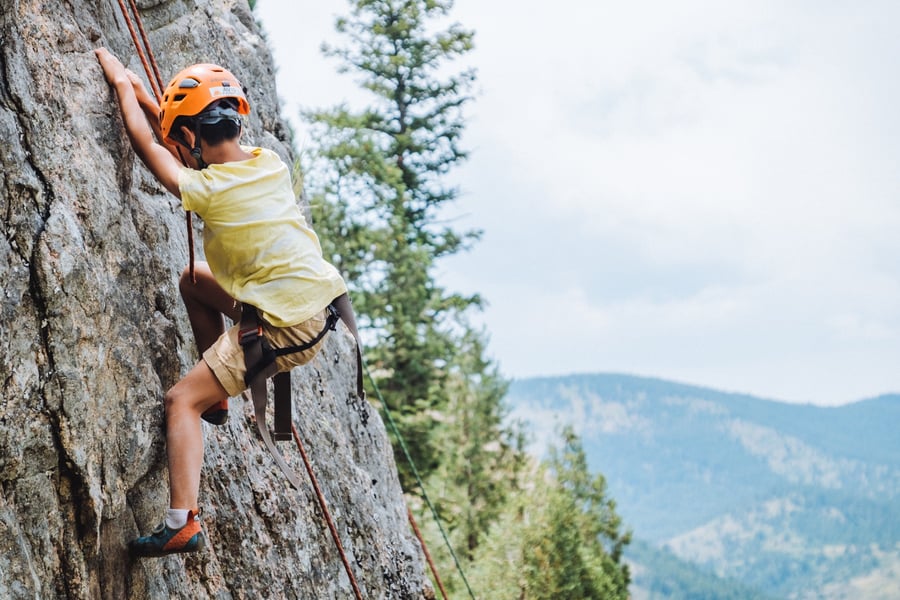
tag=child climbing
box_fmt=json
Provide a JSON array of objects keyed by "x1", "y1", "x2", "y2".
[{"x1": 95, "y1": 48, "x2": 359, "y2": 557}]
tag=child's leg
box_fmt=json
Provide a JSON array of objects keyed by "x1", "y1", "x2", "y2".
[
  {"x1": 180, "y1": 262, "x2": 237, "y2": 426},
  {"x1": 129, "y1": 268, "x2": 235, "y2": 557},
  {"x1": 163, "y1": 359, "x2": 229, "y2": 510},
  {"x1": 179, "y1": 262, "x2": 241, "y2": 354}
]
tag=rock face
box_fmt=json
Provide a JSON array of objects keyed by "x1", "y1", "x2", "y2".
[{"x1": 0, "y1": 0, "x2": 427, "y2": 598}]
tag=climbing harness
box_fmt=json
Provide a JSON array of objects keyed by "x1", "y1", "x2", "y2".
[
  {"x1": 238, "y1": 301, "x2": 339, "y2": 488},
  {"x1": 239, "y1": 294, "x2": 364, "y2": 468},
  {"x1": 239, "y1": 295, "x2": 365, "y2": 599},
  {"x1": 241, "y1": 303, "x2": 339, "y2": 394}
]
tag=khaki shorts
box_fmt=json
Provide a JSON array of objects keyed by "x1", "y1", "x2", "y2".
[{"x1": 203, "y1": 309, "x2": 329, "y2": 397}]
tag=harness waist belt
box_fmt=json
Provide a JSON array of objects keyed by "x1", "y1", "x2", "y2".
[{"x1": 239, "y1": 295, "x2": 364, "y2": 488}]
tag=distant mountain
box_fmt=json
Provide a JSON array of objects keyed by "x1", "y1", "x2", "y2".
[{"x1": 506, "y1": 373, "x2": 900, "y2": 599}]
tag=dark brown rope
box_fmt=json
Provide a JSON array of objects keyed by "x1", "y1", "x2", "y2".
[
  {"x1": 115, "y1": 0, "x2": 162, "y2": 100},
  {"x1": 126, "y1": 0, "x2": 165, "y2": 93},
  {"x1": 408, "y1": 506, "x2": 449, "y2": 600},
  {"x1": 291, "y1": 423, "x2": 364, "y2": 600}
]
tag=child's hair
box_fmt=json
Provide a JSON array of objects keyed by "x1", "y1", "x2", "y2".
[
  {"x1": 195, "y1": 119, "x2": 241, "y2": 145},
  {"x1": 172, "y1": 99, "x2": 242, "y2": 146}
]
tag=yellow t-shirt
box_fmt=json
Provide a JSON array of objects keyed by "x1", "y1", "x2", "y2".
[{"x1": 179, "y1": 146, "x2": 347, "y2": 327}]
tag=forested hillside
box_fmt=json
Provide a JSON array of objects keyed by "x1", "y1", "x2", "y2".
[
  {"x1": 272, "y1": 0, "x2": 900, "y2": 597},
  {"x1": 507, "y1": 373, "x2": 900, "y2": 599}
]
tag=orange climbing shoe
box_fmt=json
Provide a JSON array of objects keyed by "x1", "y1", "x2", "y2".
[
  {"x1": 201, "y1": 398, "x2": 228, "y2": 425},
  {"x1": 129, "y1": 510, "x2": 205, "y2": 557}
]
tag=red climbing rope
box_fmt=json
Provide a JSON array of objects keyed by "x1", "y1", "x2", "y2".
[
  {"x1": 291, "y1": 423, "x2": 365, "y2": 599},
  {"x1": 115, "y1": 0, "x2": 196, "y2": 283},
  {"x1": 126, "y1": 0, "x2": 165, "y2": 95},
  {"x1": 114, "y1": 0, "x2": 162, "y2": 100}
]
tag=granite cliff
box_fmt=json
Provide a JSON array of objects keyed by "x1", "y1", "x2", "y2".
[{"x1": 0, "y1": 0, "x2": 427, "y2": 597}]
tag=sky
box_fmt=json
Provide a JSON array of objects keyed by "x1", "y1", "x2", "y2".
[{"x1": 254, "y1": 0, "x2": 900, "y2": 406}]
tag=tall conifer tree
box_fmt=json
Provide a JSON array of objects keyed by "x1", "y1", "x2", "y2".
[
  {"x1": 304, "y1": 0, "x2": 482, "y2": 487},
  {"x1": 300, "y1": 5, "x2": 632, "y2": 596}
]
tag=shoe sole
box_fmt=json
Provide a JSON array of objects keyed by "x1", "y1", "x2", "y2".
[{"x1": 129, "y1": 534, "x2": 206, "y2": 558}]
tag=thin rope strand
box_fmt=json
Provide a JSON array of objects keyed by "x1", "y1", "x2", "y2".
[
  {"x1": 127, "y1": 0, "x2": 165, "y2": 92},
  {"x1": 115, "y1": 0, "x2": 162, "y2": 100},
  {"x1": 116, "y1": 0, "x2": 196, "y2": 282},
  {"x1": 364, "y1": 362, "x2": 477, "y2": 600}
]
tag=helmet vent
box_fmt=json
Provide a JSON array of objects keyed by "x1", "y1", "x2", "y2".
[
  {"x1": 173, "y1": 94, "x2": 187, "y2": 102},
  {"x1": 179, "y1": 78, "x2": 201, "y2": 89}
]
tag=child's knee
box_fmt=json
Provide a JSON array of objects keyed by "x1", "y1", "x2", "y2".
[
  {"x1": 164, "y1": 387, "x2": 178, "y2": 414},
  {"x1": 164, "y1": 387, "x2": 191, "y2": 419},
  {"x1": 178, "y1": 266, "x2": 194, "y2": 298}
]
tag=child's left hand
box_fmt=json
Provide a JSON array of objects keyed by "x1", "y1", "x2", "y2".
[{"x1": 94, "y1": 48, "x2": 127, "y2": 86}]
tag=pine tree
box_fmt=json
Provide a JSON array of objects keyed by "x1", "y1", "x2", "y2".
[
  {"x1": 417, "y1": 326, "x2": 526, "y2": 576},
  {"x1": 469, "y1": 428, "x2": 632, "y2": 599},
  {"x1": 296, "y1": 3, "x2": 633, "y2": 597},
  {"x1": 304, "y1": 0, "x2": 481, "y2": 488},
  {"x1": 434, "y1": 328, "x2": 522, "y2": 557},
  {"x1": 545, "y1": 427, "x2": 632, "y2": 597}
]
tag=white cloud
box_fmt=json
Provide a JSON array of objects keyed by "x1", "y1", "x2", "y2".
[{"x1": 257, "y1": 0, "x2": 900, "y2": 405}]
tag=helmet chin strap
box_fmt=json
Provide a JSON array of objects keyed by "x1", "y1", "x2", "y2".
[
  {"x1": 190, "y1": 145, "x2": 207, "y2": 170},
  {"x1": 190, "y1": 121, "x2": 207, "y2": 169}
]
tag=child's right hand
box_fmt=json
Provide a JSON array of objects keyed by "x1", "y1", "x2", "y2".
[
  {"x1": 125, "y1": 69, "x2": 143, "y2": 89},
  {"x1": 123, "y1": 69, "x2": 164, "y2": 122},
  {"x1": 125, "y1": 70, "x2": 157, "y2": 105}
]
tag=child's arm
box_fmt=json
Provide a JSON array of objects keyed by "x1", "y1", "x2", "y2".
[
  {"x1": 125, "y1": 70, "x2": 181, "y2": 159},
  {"x1": 125, "y1": 71, "x2": 164, "y2": 141},
  {"x1": 95, "y1": 48, "x2": 182, "y2": 198}
]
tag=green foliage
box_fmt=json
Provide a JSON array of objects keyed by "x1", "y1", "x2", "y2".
[
  {"x1": 423, "y1": 327, "x2": 525, "y2": 554},
  {"x1": 468, "y1": 428, "x2": 631, "y2": 599},
  {"x1": 304, "y1": 0, "x2": 482, "y2": 489},
  {"x1": 543, "y1": 427, "x2": 631, "y2": 597}
]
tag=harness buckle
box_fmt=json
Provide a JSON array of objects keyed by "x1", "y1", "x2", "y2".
[
  {"x1": 326, "y1": 304, "x2": 340, "y2": 331},
  {"x1": 239, "y1": 325, "x2": 263, "y2": 346}
]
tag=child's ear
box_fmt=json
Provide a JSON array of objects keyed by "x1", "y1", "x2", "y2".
[{"x1": 180, "y1": 125, "x2": 196, "y2": 147}]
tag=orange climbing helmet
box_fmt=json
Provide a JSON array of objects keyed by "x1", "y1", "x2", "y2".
[{"x1": 159, "y1": 63, "x2": 250, "y2": 145}]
